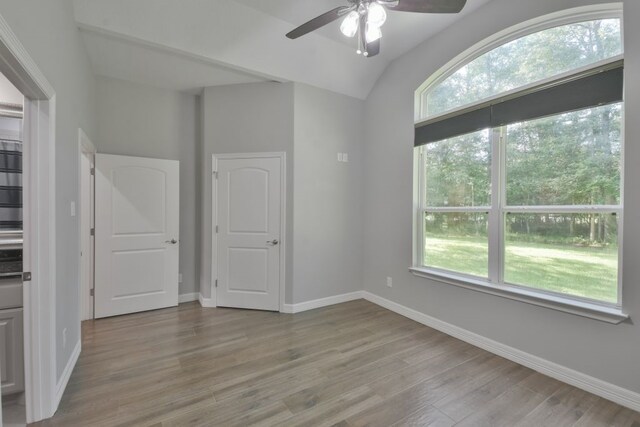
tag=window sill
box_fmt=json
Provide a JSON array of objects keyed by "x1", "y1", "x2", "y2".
[{"x1": 409, "y1": 267, "x2": 629, "y2": 324}]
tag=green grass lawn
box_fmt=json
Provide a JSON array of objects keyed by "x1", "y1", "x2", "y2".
[{"x1": 424, "y1": 234, "x2": 618, "y2": 303}]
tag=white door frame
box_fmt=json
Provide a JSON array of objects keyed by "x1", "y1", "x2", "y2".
[
  {"x1": 211, "y1": 152, "x2": 287, "y2": 312},
  {"x1": 0, "y1": 14, "x2": 58, "y2": 423},
  {"x1": 78, "y1": 130, "x2": 96, "y2": 321}
]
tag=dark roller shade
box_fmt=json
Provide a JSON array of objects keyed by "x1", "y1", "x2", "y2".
[
  {"x1": 415, "y1": 107, "x2": 491, "y2": 146},
  {"x1": 491, "y1": 67, "x2": 623, "y2": 127},
  {"x1": 415, "y1": 62, "x2": 624, "y2": 147}
]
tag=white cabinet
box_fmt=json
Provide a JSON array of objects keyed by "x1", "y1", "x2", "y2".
[
  {"x1": 0, "y1": 277, "x2": 22, "y2": 310},
  {"x1": 0, "y1": 308, "x2": 23, "y2": 396}
]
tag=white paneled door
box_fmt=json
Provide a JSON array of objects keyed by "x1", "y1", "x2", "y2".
[
  {"x1": 215, "y1": 154, "x2": 283, "y2": 311},
  {"x1": 95, "y1": 154, "x2": 179, "y2": 318}
]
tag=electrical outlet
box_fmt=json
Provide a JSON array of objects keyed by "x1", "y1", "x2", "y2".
[
  {"x1": 337, "y1": 152, "x2": 344, "y2": 162},
  {"x1": 386, "y1": 277, "x2": 393, "y2": 288},
  {"x1": 62, "y1": 328, "x2": 67, "y2": 349},
  {"x1": 343, "y1": 153, "x2": 349, "y2": 162}
]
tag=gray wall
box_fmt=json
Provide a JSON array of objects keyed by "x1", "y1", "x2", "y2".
[
  {"x1": 293, "y1": 84, "x2": 364, "y2": 303},
  {"x1": 363, "y1": 0, "x2": 640, "y2": 394},
  {"x1": 0, "y1": 0, "x2": 98, "y2": 381},
  {"x1": 0, "y1": 73, "x2": 23, "y2": 105},
  {"x1": 200, "y1": 82, "x2": 295, "y2": 301},
  {"x1": 95, "y1": 76, "x2": 199, "y2": 296}
]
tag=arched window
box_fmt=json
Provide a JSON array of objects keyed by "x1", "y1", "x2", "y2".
[
  {"x1": 413, "y1": 9, "x2": 624, "y2": 311},
  {"x1": 418, "y1": 18, "x2": 622, "y2": 120}
]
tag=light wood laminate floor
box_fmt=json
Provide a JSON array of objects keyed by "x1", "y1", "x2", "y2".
[{"x1": 32, "y1": 300, "x2": 640, "y2": 427}]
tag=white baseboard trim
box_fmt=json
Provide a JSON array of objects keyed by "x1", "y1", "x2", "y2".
[
  {"x1": 281, "y1": 291, "x2": 364, "y2": 314},
  {"x1": 53, "y1": 339, "x2": 81, "y2": 412},
  {"x1": 362, "y1": 291, "x2": 640, "y2": 412},
  {"x1": 198, "y1": 293, "x2": 216, "y2": 308},
  {"x1": 179, "y1": 293, "x2": 199, "y2": 303}
]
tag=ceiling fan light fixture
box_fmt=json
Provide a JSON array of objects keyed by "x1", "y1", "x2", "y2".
[
  {"x1": 340, "y1": 11, "x2": 360, "y2": 37},
  {"x1": 365, "y1": 22, "x2": 382, "y2": 43},
  {"x1": 367, "y1": 2, "x2": 387, "y2": 27}
]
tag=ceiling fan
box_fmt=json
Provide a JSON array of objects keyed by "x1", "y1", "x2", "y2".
[{"x1": 286, "y1": 0, "x2": 468, "y2": 58}]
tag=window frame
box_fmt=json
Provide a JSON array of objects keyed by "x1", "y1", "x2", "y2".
[{"x1": 412, "y1": 6, "x2": 628, "y2": 323}]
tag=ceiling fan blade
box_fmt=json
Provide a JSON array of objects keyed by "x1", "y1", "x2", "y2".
[
  {"x1": 366, "y1": 39, "x2": 380, "y2": 58},
  {"x1": 286, "y1": 6, "x2": 352, "y2": 39},
  {"x1": 388, "y1": 0, "x2": 467, "y2": 13}
]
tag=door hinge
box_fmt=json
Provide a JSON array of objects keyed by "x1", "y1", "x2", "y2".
[
  {"x1": 90, "y1": 167, "x2": 95, "y2": 176},
  {"x1": 215, "y1": 225, "x2": 218, "y2": 233},
  {"x1": 90, "y1": 228, "x2": 95, "y2": 236},
  {"x1": 90, "y1": 288, "x2": 94, "y2": 297},
  {"x1": 215, "y1": 279, "x2": 218, "y2": 288},
  {"x1": 23, "y1": 272, "x2": 32, "y2": 281},
  {"x1": 213, "y1": 171, "x2": 218, "y2": 179}
]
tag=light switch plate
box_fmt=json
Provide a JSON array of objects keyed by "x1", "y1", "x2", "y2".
[{"x1": 70, "y1": 201, "x2": 76, "y2": 217}]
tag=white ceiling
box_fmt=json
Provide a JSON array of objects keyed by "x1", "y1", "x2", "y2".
[
  {"x1": 74, "y1": 0, "x2": 491, "y2": 99},
  {"x1": 80, "y1": 28, "x2": 265, "y2": 94}
]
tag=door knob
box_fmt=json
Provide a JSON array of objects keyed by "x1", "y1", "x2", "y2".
[
  {"x1": 165, "y1": 239, "x2": 178, "y2": 244},
  {"x1": 267, "y1": 239, "x2": 279, "y2": 246}
]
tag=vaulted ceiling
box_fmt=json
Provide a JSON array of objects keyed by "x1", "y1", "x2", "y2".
[{"x1": 73, "y1": 0, "x2": 490, "y2": 99}]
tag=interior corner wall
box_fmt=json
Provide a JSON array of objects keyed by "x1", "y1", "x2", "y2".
[
  {"x1": 292, "y1": 83, "x2": 364, "y2": 304},
  {"x1": 200, "y1": 82, "x2": 365, "y2": 306},
  {"x1": 195, "y1": 93, "x2": 204, "y2": 299},
  {"x1": 363, "y1": 0, "x2": 640, "y2": 395},
  {"x1": 94, "y1": 76, "x2": 199, "y2": 297},
  {"x1": 0, "y1": 0, "x2": 98, "y2": 382},
  {"x1": 200, "y1": 82, "x2": 295, "y2": 302}
]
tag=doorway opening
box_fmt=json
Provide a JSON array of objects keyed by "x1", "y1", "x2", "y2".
[
  {"x1": 0, "y1": 70, "x2": 26, "y2": 427},
  {"x1": 0, "y1": 12, "x2": 58, "y2": 424}
]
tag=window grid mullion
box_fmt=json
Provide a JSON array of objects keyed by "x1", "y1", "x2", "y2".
[
  {"x1": 617, "y1": 99, "x2": 626, "y2": 307},
  {"x1": 488, "y1": 128, "x2": 503, "y2": 284},
  {"x1": 504, "y1": 206, "x2": 622, "y2": 214},
  {"x1": 500, "y1": 127, "x2": 507, "y2": 285},
  {"x1": 423, "y1": 207, "x2": 491, "y2": 213},
  {"x1": 417, "y1": 148, "x2": 426, "y2": 268}
]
